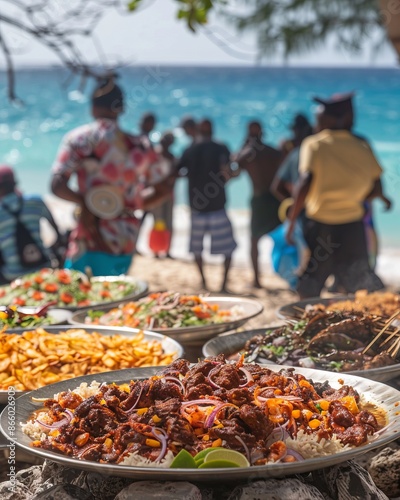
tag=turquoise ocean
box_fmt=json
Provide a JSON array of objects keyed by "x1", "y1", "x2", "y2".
[{"x1": 1, "y1": 66, "x2": 399, "y2": 247}]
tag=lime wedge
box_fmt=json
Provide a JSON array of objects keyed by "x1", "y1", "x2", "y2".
[
  {"x1": 203, "y1": 449, "x2": 250, "y2": 468},
  {"x1": 198, "y1": 459, "x2": 240, "y2": 468},
  {"x1": 193, "y1": 447, "x2": 226, "y2": 466},
  {"x1": 170, "y1": 449, "x2": 197, "y2": 468}
]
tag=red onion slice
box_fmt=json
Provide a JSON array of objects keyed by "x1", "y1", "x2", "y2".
[
  {"x1": 204, "y1": 403, "x2": 237, "y2": 428},
  {"x1": 285, "y1": 448, "x2": 305, "y2": 461},
  {"x1": 235, "y1": 435, "x2": 250, "y2": 463},
  {"x1": 238, "y1": 367, "x2": 254, "y2": 387},
  {"x1": 36, "y1": 410, "x2": 73, "y2": 429},
  {"x1": 121, "y1": 386, "x2": 144, "y2": 414},
  {"x1": 151, "y1": 427, "x2": 168, "y2": 463},
  {"x1": 164, "y1": 376, "x2": 185, "y2": 394}
]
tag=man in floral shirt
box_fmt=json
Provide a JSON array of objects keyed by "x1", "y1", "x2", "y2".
[{"x1": 51, "y1": 78, "x2": 171, "y2": 276}]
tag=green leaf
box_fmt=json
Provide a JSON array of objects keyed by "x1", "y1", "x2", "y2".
[{"x1": 127, "y1": 0, "x2": 143, "y2": 12}]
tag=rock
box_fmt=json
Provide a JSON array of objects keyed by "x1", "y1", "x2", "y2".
[
  {"x1": 227, "y1": 478, "x2": 331, "y2": 500},
  {"x1": 368, "y1": 447, "x2": 400, "y2": 498},
  {"x1": 312, "y1": 460, "x2": 389, "y2": 500},
  {"x1": 115, "y1": 481, "x2": 202, "y2": 500},
  {"x1": 34, "y1": 483, "x2": 94, "y2": 500}
]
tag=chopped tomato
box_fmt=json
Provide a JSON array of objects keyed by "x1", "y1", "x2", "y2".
[
  {"x1": 60, "y1": 292, "x2": 74, "y2": 304},
  {"x1": 32, "y1": 291, "x2": 44, "y2": 301},
  {"x1": 34, "y1": 275, "x2": 44, "y2": 284},
  {"x1": 77, "y1": 299, "x2": 91, "y2": 307},
  {"x1": 22, "y1": 280, "x2": 32, "y2": 289},
  {"x1": 192, "y1": 307, "x2": 211, "y2": 320},
  {"x1": 57, "y1": 270, "x2": 72, "y2": 284},
  {"x1": 43, "y1": 283, "x2": 58, "y2": 293},
  {"x1": 0, "y1": 289, "x2": 5, "y2": 298},
  {"x1": 100, "y1": 290, "x2": 111, "y2": 299},
  {"x1": 79, "y1": 283, "x2": 91, "y2": 293},
  {"x1": 13, "y1": 297, "x2": 26, "y2": 306}
]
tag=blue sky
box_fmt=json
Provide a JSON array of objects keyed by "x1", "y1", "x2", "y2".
[{"x1": 1, "y1": 0, "x2": 398, "y2": 68}]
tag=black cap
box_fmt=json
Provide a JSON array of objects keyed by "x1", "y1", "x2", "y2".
[
  {"x1": 91, "y1": 76, "x2": 124, "y2": 112},
  {"x1": 313, "y1": 92, "x2": 354, "y2": 117}
]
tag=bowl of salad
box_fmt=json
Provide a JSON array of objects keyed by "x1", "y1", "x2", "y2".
[
  {"x1": 69, "y1": 291, "x2": 264, "y2": 343},
  {"x1": 0, "y1": 268, "x2": 148, "y2": 310}
]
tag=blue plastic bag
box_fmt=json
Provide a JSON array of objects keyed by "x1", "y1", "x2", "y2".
[{"x1": 269, "y1": 222, "x2": 305, "y2": 290}]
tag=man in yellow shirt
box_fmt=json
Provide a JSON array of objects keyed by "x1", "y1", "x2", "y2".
[{"x1": 286, "y1": 93, "x2": 385, "y2": 298}]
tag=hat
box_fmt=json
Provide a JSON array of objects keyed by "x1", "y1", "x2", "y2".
[
  {"x1": 312, "y1": 92, "x2": 354, "y2": 117},
  {"x1": 290, "y1": 113, "x2": 310, "y2": 130},
  {"x1": 0, "y1": 165, "x2": 16, "y2": 185}
]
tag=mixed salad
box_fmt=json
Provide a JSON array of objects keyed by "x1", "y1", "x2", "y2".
[
  {"x1": 0, "y1": 268, "x2": 138, "y2": 308},
  {"x1": 0, "y1": 306, "x2": 55, "y2": 329},
  {"x1": 84, "y1": 291, "x2": 243, "y2": 329}
]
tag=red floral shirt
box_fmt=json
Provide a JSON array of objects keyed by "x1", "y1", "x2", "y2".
[{"x1": 52, "y1": 119, "x2": 158, "y2": 258}]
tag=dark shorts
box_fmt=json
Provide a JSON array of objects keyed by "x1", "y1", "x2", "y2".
[
  {"x1": 190, "y1": 209, "x2": 237, "y2": 257},
  {"x1": 251, "y1": 192, "x2": 281, "y2": 239},
  {"x1": 297, "y1": 219, "x2": 384, "y2": 298}
]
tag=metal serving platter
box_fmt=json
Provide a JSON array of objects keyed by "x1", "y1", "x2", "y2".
[
  {"x1": 1, "y1": 365, "x2": 399, "y2": 481},
  {"x1": 68, "y1": 296, "x2": 264, "y2": 343},
  {"x1": 202, "y1": 327, "x2": 400, "y2": 383},
  {"x1": 0, "y1": 325, "x2": 183, "y2": 404},
  {"x1": 276, "y1": 295, "x2": 352, "y2": 320}
]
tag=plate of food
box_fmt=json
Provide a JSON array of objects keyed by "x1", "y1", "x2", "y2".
[
  {"x1": 68, "y1": 292, "x2": 264, "y2": 343},
  {"x1": 0, "y1": 304, "x2": 71, "y2": 331},
  {"x1": 202, "y1": 313, "x2": 400, "y2": 383},
  {"x1": 0, "y1": 325, "x2": 183, "y2": 403},
  {"x1": 277, "y1": 291, "x2": 400, "y2": 320},
  {"x1": 1, "y1": 357, "x2": 399, "y2": 481},
  {"x1": 0, "y1": 268, "x2": 148, "y2": 310}
]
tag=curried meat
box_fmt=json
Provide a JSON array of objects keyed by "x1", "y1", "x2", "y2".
[
  {"x1": 355, "y1": 410, "x2": 379, "y2": 430},
  {"x1": 329, "y1": 401, "x2": 355, "y2": 428},
  {"x1": 335, "y1": 424, "x2": 370, "y2": 446},
  {"x1": 210, "y1": 364, "x2": 241, "y2": 389},
  {"x1": 226, "y1": 388, "x2": 253, "y2": 406},
  {"x1": 74, "y1": 395, "x2": 101, "y2": 418},
  {"x1": 82, "y1": 406, "x2": 118, "y2": 436},
  {"x1": 322, "y1": 385, "x2": 359, "y2": 402},
  {"x1": 186, "y1": 383, "x2": 213, "y2": 400},
  {"x1": 238, "y1": 404, "x2": 274, "y2": 440},
  {"x1": 58, "y1": 391, "x2": 83, "y2": 410},
  {"x1": 160, "y1": 358, "x2": 190, "y2": 377}
]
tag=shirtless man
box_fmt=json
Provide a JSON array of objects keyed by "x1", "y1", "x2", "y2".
[{"x1": 234, "y1": 121, "x2": 282, "y2": 288}]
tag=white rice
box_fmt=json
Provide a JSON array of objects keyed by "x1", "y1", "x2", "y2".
[
  {"x1": 284, "y1": 430, "x2": 351, "y2": 459},
  {"x1": 120, "y1": 450, "x2": 174, "y2": 468}
]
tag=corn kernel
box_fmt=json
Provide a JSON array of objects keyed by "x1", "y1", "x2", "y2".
[
  {"x1": 137, "y1": 408, "x2": 148, "y2": 415},
  {"x1": 292, "y1": 409, "x2": 301, "y2": 419},
  {"x1": 319, "y1": 400, "x2": 330, "y2": 411},
  {"x1": 212, "y1": 438, "x2": 222, "y2": 447},
  {"x1": 104, "y1": 438, "x2": 113, "y2": 448},
  {"x1": 145, "y1": 438, "x2": 161, "y2": 448},
  {"x1": 152, "y1": 415, "x2": 162, "y2": 423},
  {"x1": 202, "y1": 434, "x2": 210, "y2": 441},
  {"x1": 309, "y1": 419, "x2": 321, "y2": 429}
]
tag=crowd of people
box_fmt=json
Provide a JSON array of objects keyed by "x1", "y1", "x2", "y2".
[{"x1": 0, "y1": 78, "x2": 392, "y2": 298}]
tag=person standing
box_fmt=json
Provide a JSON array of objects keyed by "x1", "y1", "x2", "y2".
[
  {"x1": 233, "y1": 121, "x2": 282, "y2": 288},
  {"x1": 0, "y1": 165, "x2": 62, "y2": 283},
  {"x1": 178, "y1": 119, "x2": 236, "y2": 291},
  {"x1": 149, "y1": 131, "x2": 177, "y2": 258},
  {"x1": 51, "y1": 78, "x2": 172, "y2": 276},
  {"x1": 280, "y1": 113, "x2": 312, "y2": 160},
  {"x1": 286, "y1": 93, "x2": 385, "y2": 298}
]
